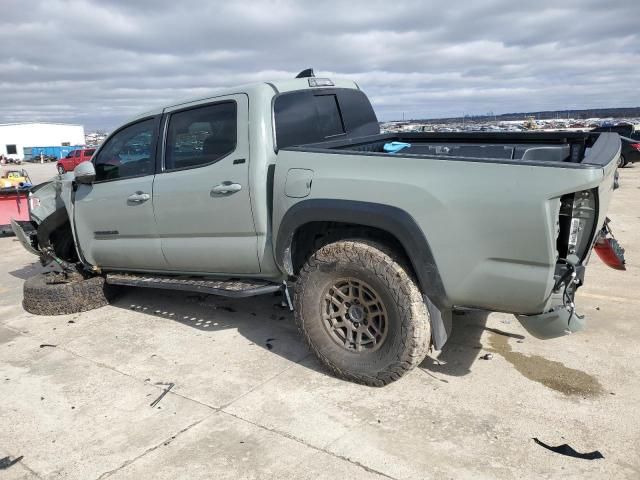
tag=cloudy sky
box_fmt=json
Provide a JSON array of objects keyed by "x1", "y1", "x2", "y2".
[{"x1": 1, "y1": 0, "x2": 638, "y2": 130}]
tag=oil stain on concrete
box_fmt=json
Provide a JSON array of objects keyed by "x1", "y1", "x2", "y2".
[{"x1": 487, "y1": 331, "x2": 603, "y2": 396}]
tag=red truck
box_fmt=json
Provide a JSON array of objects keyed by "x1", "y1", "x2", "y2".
[{"x1": 56, "y1": 148, "x2": 95, "y2": 174}]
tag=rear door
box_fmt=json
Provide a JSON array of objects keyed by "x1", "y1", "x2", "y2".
[
  {"x1": 153, "y1": 94, "x2": 260, "y2": 273},
  {"x1": 73, "y1": 116, "x2": 167, "y2": 270}
]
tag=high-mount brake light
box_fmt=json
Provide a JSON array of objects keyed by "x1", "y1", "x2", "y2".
[{"x1": 308, "y1": 78, "x2": 334, "y2": 87}]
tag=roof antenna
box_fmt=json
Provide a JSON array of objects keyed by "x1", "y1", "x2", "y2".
[{"x1": 295, "y1": 68, "x2": 315, "y2": 79}]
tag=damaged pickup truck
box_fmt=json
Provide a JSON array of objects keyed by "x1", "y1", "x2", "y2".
[{"x1": 12, "y1": 70, "x2": 625, "y2": 386}]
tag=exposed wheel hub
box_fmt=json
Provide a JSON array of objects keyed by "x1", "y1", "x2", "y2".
[
  {"x1": 322, "y1": 278, "x2": 388, "y2": 352},
  {"x1": 347, "y1": 304, "x2": 365, "y2": 322}
]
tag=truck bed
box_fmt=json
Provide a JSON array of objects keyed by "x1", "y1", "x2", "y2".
[
  {"x1": 287, "y1": 131, "x2": 616, "y2": 168},
  {"x1": 274, "y1": 131, "x2": 619, "y2": 315}
]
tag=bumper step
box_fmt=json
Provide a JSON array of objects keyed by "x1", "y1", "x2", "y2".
[{"x1": 105, "y1": 273, "x2": 281, "y2": 298}]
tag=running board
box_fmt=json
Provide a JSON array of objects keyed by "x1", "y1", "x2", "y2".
[{"x1": 105, "y1": 273, "x2": 281, "y2": 298}]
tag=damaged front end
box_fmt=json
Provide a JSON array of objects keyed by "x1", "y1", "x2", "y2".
[
  {"x1": 517, "y1": 189, "x2": 624, "y2": 339},
  {"x1": 10, "y1": 177, "x2": 80, "y2": 274}
]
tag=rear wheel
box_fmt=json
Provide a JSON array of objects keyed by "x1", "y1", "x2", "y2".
[
  {"x1": 294, "y1": 239, "x2": 431, "y2": 386},
  {"x1": 618, "y1": 155, "x2": 627, "y2": 168}
]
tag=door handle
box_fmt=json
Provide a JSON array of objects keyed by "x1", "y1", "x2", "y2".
[
  {"x1": 127, "y1": 192, "x2": 151, "y2": 203},
  {"x1": 211, "y1": 182, "x2": 242, "y2": 195}
]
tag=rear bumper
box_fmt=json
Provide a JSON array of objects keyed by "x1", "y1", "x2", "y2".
[{"x1": 516, "y1": 296, "x2": 586, "y2": 339}]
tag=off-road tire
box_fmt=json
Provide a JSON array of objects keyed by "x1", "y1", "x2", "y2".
[
  {"x1": 294, "y1": 239, "x2": 431, "y2": 386},
  {"x1": 23, "y1": 272, "x2": 116, "y2": 315}
]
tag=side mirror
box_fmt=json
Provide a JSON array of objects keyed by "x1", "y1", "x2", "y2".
[{"x1": 74, "y1": 161, "x2": 96, "y2": 184}]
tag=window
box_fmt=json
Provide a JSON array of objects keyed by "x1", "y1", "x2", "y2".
[
  {"x1": 74, "y1": 150, "x2": 82, "y2": 158},
  {"x1": 83, "y1": 149, "x2": 95, "y2": 157},
  {"x1": 65, "y1": 151, "x2": 75, "y2": 159},
  {"x1": 6, "y1": 145, "x2": 17, "y2": 155},
  {"x1": 93, "y1": 119, "x2": 155, "y2": 182},
  {"x1": 165, "y1": 102, "x2": 237, "y2": 170},
  {"x1": 313, "y1": 95, "x2": 344, "y2": 138},
  {"x1": 273, "y1": 89, "x2": 379, "y2": 149},
  {"x1": 61, "y1": 142, "x2": 70, "y2": 147}
]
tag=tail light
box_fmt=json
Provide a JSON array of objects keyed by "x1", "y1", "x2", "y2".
[
  {"x1": 557, "y1": 189, "x2": 597, "y2": 262},
  {"x1": 630, "y1": 143, "x2": 640, "y2": 152},
  {"x1": 593, "y1": 220, "x2": 626, "y2": 270}
]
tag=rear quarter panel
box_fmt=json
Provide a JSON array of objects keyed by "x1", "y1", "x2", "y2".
[{"x1": 273, "y1": 151, "x2": 607, "y2": 314}]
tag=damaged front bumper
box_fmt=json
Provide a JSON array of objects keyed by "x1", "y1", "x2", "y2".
[{"x1": 10, "y1": 218, "x2": 39, "y2": 255}]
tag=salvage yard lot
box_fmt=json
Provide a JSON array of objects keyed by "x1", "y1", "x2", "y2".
[{"x1": 1, "y1": 163, "x2": 639, "y2": 479}]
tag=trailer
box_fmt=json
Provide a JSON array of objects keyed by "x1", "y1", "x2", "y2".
[{"x1": 0, "y1": 169, "x2": 32, "y2": 235}]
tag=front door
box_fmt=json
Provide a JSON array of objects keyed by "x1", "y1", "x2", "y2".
[
  {"x1": 153, "y1": 94, "x2": 260, "y2": 274},
  {"x1": 73, "y1": 117, "x2": 167, "y2": 270}
]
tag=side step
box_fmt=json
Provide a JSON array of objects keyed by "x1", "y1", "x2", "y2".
[{"x1": 105, "y1": 273, "x2": 281, "y2": 298}]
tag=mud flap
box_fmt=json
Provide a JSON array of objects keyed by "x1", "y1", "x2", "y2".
[{"x1": 424, "y1": 295, "x2": 452, "y2": 349}]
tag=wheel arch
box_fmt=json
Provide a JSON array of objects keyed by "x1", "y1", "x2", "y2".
[{"x1": 275, "y1": 199, "x2": 450, "y2": 312}]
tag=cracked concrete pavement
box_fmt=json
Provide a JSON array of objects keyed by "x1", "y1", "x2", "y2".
[{"x1": 0, "y1": 163, "x2": 639, "y2": 479}]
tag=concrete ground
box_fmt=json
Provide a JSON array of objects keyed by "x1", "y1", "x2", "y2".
[{"x1": 1, "y1": 162, "x2": 639, "y2": 479}]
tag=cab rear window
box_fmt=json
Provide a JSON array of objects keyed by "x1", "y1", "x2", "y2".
[{"x1": 274, "y1": 88, "x2": 378, "y2": 149}]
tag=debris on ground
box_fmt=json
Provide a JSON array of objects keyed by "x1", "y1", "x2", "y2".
[
  {"x1": 533, "y1": 438, "x2": 604, "y2": 460},
  {"x1": 150, "y1": 382, "x2": 175, "y2": 408},
  {"x1": 480, "y1": 353, "x2": 493, "y2": 360},
  {"x1": 0, "y1": 456, "x2": 23, "y2": 470},
  {"x1": 39, "y1": 344, "x2": 56, "y2": 348}
]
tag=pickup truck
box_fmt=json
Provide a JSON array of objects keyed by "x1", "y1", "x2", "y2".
[{"x1": 12, "y1": 70, "x2": 624, "y2": 386}]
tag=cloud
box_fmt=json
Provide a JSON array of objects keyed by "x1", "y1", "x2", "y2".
[{"x1": 0, "y1": 0, "x2": 638, "y2": 129}]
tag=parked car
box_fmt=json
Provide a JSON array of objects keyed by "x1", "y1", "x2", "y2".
[
  {"x1": 56, "y1": 148, "x2": 96, "y2": 174},
  {"x1": 592, "y1": 124, "x2": 640, "y2": 141},
  {"x1": 618, "y1": 136, "x2": 640, "y2": 167},
  {"x1": 12, "y1": 71, "x2": 624, "y2": 386}
]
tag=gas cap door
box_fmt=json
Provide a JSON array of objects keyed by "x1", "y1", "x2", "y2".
[{"x1": 284, "y1": 168, "x2": 314, "y2": 198}]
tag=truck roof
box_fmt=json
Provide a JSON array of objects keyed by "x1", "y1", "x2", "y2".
[{"x1": 129, "y1": 77, "x2": 360, "y2": 122}]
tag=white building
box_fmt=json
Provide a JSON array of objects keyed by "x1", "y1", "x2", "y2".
[{"x1": 0, "y1": 123, "x2": 85, "y2": 160}]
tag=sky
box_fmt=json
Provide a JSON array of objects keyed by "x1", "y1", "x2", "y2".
[{"x1": 1, "y1": 0, "x2": 638, "y2": 130}]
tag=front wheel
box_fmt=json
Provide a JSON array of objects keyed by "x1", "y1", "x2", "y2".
[
  {"x1": 294, "y1": 239, "x2": 431, "y2": 386},
  {"x1": 57, "y1": 165, "x2": 65, "y2": 175}
]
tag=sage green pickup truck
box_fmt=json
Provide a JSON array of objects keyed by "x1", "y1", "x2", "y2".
[{"x1": 13, "y1": 71, "x2": 624, "y2": 386}]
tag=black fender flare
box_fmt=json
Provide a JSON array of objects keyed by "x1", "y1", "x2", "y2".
[
  {"x1": 275, "y1": 199, "x2": 449, "y2": 308},
  {"x1": 275, "y1": 199, "x2": 454, "y2": 348}
]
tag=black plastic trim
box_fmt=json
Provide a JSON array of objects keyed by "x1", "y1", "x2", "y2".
[
  {"x1": 275, "y1": 199, "x2": 450, "y2": 310},
  {"x1": 283, "y1": 131, "x2": 620, "y2": 170}
]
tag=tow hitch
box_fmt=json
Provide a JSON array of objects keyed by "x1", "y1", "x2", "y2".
[{"x1": 593, "y1": 218, "x2": 625, "y2": 270}]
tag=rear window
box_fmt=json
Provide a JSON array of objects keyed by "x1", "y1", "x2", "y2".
[{"x1": 274, "y1": 88, "x2": 378, "y2": 149}]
